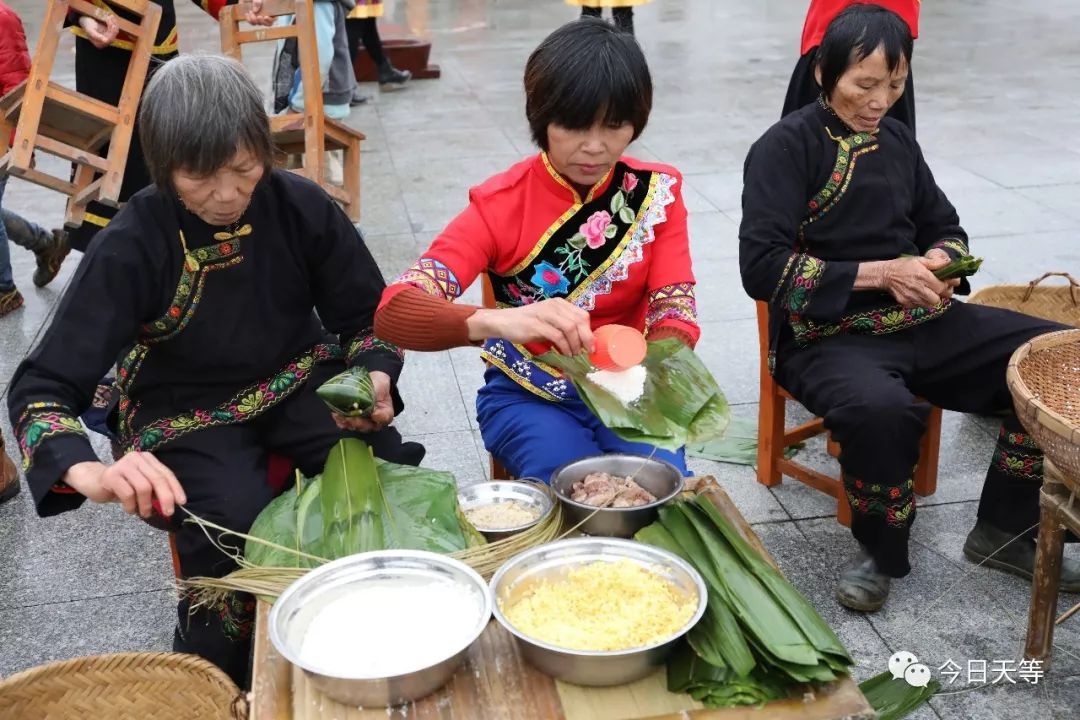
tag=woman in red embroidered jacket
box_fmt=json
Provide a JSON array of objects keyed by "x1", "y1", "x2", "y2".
[
  {"x1": 782, "y1": 0, "x2": 920, "y2": 133},
  {"x1": 7, "y1": 56, "x2": 421, "y2": 686},
  {"x1": 740, "y1": 6, "x2": 1075, "y2": 613},
  {"x1": 375, "y1": 19, "x2": 698, "y2": 482}
]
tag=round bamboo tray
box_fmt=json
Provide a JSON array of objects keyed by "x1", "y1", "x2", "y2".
[
  {"x1": 0, "y1": 652, "x2": 246, "y2": 720},
  {"x1": 968, "y1": 272, "x2": 1080, "y2": 327},
  {"x1": 1007, "y1": 329, "x2": 1080, "y2": 493}
]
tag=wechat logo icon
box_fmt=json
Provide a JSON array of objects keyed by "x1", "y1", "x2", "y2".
[{"x1": 889, "y1": 651, "x2": 932, "y2": 688}]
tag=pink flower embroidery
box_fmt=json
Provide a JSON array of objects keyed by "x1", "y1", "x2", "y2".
[
  {"x1": 621, "y1": 173, "x2": 639, "y2": 194},
  {"x1": 580, "y1": 210, "x2": 613, "y2": 250}
]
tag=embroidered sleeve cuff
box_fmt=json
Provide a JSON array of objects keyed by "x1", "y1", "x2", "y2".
[
  {"x1": 647, "y1": 322, "x2": 700, "y2": 348},
  {"x1": 22, "y1": 433, "x2": 97, "y2": 517},
  {"x1": 929, "y1": 238, "x2": 969, "y2": 261},
  {"x1": 346, "y1": 331, "x2": 405, "y2": 384},
  {"x1": 774, "y1": 253, "x2": 858, "y2": 323}
]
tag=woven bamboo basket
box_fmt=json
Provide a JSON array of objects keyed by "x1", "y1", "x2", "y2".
[
  {"x1": 968, "y1": 272, "x2": 1080, "y2": 327},
  {"x1": 1007, "y1": 329, "x2": 1080, "y2": 493},
  {"x1": 0, "y1": 652, "x2": 246, "y2": 720}
]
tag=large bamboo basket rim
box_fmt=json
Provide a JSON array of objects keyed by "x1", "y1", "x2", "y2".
[
  {"x1": 0, "y1": 651, "x2": 247, "y2": 720},
  {"x1": 1006, "y1": 329, "x2": 1080, "y2": 452}
]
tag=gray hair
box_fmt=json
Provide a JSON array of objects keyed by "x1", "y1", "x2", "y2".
[{"x1": 139, "y1": 54, "x2": 274, "y2": 193}]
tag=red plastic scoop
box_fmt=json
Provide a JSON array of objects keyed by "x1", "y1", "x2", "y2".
[{"x1": 524, "y1": 324, "x2": 647, "y2": 371}]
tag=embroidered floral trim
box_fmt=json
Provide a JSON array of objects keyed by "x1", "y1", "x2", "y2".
[
  {"x1": 574, "y1": 173, "x2": 677, "y2": 311},
  {"x1": 998, "y1": 426, "x2": 1040, "y2": 449},
  {"x1": 141, "y1": 236, "x2": 244, "y2": 341},
  {"x1": 16, "y1": 402, "x2": 87, "y2": 472},
  {"x1": 395, "y1": 258, "x2": 463, "y2": 300},
  {"x1": 122, "y1": 344, "x2": 341, "y2": 453},
  {"x1": 480, "y1": 339, "x2": 567, "y2": 402},
  {"x1": 793, "y1": 299, "x2": 952, "y2": 346},
  {"x1": 932, "y1": 238, "x2": 970, "y2": 257},
  {"x1": 781, "y1": 254, "x2": 826, "y2": 318},
  {"x1": 992, "y1": 427, "x2": 1044, "y2": 479},
  {"x1": 646, "y1": 283, "x2": 698, "y2": 330},
  {"x1": 770, "y1": 254, "x2": 798, "y2": 303},
  {"x1": 846, "y1": 476, "x2": 915, "y2": 527},
  {"x1": 346, "y1": 331, "x2": 405, "y2": 364}
]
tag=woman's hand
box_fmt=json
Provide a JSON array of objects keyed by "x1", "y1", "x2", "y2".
[
  {"x1": 881, "y1": 256, "x2": 957, "y2": 308},
  {"x1": 63, "y1": 453, "x2": 186, "y2": 519},
  {"x1": 79, "y1": 14, "x2": 120, "y2": 49},
  {"x1": 332, "y1": 370, "x2": 395, "y2": 433},
  {"x1": 466, "y1": 298, "x2": 594, "y2": 357},
  {"x1": 924, "y1": 249, "x2": 962, "y2": 301},
  {"x1": 243, "y1": 0, "x2": 274, "y2": 26}
]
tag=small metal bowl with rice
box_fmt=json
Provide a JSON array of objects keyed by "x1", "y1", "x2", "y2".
[
  {"x1": 551, "y1": 454, "x2": 685, "y2": 538},
  {"x1": 269, "y1": 550, "x2": 491, "y2": 706},
  {"x1": 490, "y1": 537, "x2": 707, "y2": 686},
  {"x1": 457, "y1": 479, "x2": 554, "y2": 541}
]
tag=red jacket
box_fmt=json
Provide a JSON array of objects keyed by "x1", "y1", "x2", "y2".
[
  {"x1": 800, "y1": 0, "x2": 920, "y2": 55},
  {"x1": 0, "y1": 0, "x2": 31, "y2": 98}
]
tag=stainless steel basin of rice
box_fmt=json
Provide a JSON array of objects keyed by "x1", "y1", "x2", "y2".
[{"x1": 268, "y1": 550, "x2": 491, "y2": 707}]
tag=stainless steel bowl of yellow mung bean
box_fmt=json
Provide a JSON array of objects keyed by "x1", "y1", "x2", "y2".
[{"x1": 490, "y1": 537, "x2": 707, "y2": 686}]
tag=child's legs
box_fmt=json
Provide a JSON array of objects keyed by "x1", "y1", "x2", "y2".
[
  {"x1": 0, "y1": 176, "x2": 13, "y2": 290},
  {"x1": 289, "y1": 3, "x2": 337, "y2": 111}
]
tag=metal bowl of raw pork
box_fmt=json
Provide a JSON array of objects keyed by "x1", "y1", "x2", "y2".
[
  {"x1": 268, "y1": 550, "x2": 491, "y2": 707},
  {"x1": 550, "y1": 454, "x2": 685, "y2": 538}
]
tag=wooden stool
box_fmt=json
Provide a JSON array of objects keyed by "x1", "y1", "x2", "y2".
[
  {"x1": 0, "y1": 0, "x2": 162, "y2": 228},
  {"x1": 1024, "y1": 462, "x2": 1079, "y2": 669},
  {"x1": 219, "y1": 0, "x2": 363, "y2": 222},
  {"x1": 754, "y1": 301, "x2": 941, "y2": 525}
]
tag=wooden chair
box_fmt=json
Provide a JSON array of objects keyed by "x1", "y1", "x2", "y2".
[
  {"x1": 480, "y1": 274, "x2": 512, "y2": 481},
  {"x1": 0, "y1": 0, "x2": 162, "y2": 227},
  {"x1": 219, "y1": 0, "x2": 363, "y2": 222},
  {"x1": 754, "y1": 301, "x2": 941, "y2": 526}
]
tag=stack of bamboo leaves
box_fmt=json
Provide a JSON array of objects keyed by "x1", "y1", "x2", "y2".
[
  {"x1": 634, "y1": 497, "x2": 852, "y2": 708},
  {"x1": 181, "y1": 438, "x2": 561, "y2": 605}
]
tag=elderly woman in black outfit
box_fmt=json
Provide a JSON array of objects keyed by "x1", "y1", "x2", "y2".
[
  {"x1": 739, "y1": 5, "x2": 1076, "y2": 612},
  {"x1": 8, "y1": 55, "x2": 421, "y2": 685}
]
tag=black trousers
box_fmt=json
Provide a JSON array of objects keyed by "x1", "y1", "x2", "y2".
[
  {"x1": 775, "y1": 303, "x2": 1064, "y2": 577},
  {"x1": 345, "y1": 17, "x2": 386, "y2": 67},
  {"x1": 158, "y1": 363, "x2": 423, "y2": 687},
  {"x1": 69, "y1": 40, "x2": 169, "y2": 252},
  {"x1": 782, "y1": 47, "x2": 916, "y2": 136}
]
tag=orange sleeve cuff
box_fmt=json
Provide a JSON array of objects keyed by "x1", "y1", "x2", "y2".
[{"x1": 375, "y1": 286, "x2": 480, "y2": 351}]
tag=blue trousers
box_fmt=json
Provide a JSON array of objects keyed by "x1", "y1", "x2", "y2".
[{"x1": 476, "y1": 369, "x2": 687, "y2": 483}]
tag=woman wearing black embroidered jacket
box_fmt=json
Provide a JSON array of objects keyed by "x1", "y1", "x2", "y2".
[
  {"x1": 6, "y1": 55, "x2": 421, "y2": 686},
  {"x1": 739, "y1": 5, "x2": 1075, "y2": 612}
]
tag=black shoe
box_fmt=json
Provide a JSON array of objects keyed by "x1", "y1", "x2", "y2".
[
  {"x1": 963, "y1": 519, "x2": 1080, "y2": 592},
  {"x1": 837, "y1": 546, "x2": 891, "y2": 612},
  {"x1": 33, "y1": 228, "x2": 70, "y2": 288},
  {"x1": 378, "y1": 61, "x2": 411, "y2": 90},
  {"x1": 349, "y1": 86, "x2": 370, "y2": 106}
]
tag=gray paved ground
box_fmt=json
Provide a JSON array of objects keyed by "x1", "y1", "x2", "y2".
[{"x1": 2, "y1": 1, "x2": 1079, "y2": 717}]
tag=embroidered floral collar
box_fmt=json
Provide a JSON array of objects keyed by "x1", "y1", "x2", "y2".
[{"x1": 538, "y1": 153, "x2": 615, "y2": 206}]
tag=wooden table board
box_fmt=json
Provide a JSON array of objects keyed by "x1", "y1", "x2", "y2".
[{"x1": 250, "y1": 485, "x2": 875, "y2": 720}]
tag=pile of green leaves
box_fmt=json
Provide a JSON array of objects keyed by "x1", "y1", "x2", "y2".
[
  {"x1": 860, "y1": 670, "x2": 940, "y2": 719},
  {"x1": 686, "y1": 415, "x2": 802, "y2": 466},
  {"x1": 316, "y1": 367, "x2": 376, "y2": 417},
  {"x1": 245, "y1": 438, "x2": 484, "y2": 568},
  {"x1": 635, "y1": 497, "x2": 852, "y2": 708},
  {"x1": 537, "y1": 338, "x2": 729, "y2": 451}
]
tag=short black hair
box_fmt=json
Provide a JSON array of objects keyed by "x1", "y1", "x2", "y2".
[
  {"x1": 139, "y1": 55, "x2": 274, "y2": 193},
  {"x1": 816, "y1": 3, "x2": 913, "y2": 99},
  {"x1": 524, "y1": 18, "x2": 652, "y2": 151}
]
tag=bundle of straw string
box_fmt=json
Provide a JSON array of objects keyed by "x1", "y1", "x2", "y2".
[{"x1": 180, "y1": 503, "x2": 574, "y2": 610}]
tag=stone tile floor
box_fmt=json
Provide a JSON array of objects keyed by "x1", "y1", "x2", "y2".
[{"x1": 2, "y1": 1, "x2": 1079, "y2": 717}]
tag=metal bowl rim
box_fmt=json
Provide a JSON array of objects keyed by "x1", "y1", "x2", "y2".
[
  {"x1": 489, "y1": 537, "x2": 708, "y2": 657},
  {"x1": 268, "y1": 549, "x2": 492, "y2": 680},
  {"x1": 550, "y1": 454, "x2": 686, "y2": 513},
  {"x1": 457, "y1": 480, "x2": 555, "y2": 533}
]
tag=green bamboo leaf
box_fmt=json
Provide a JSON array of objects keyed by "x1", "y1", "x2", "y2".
[
  {"x1": 860, "y1": 670, "x2": 940, "y2": 720},
  {"x1": 316, "y1": 367, "x2": 376, "y2": 417}
]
